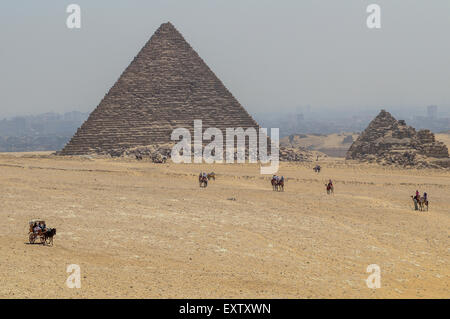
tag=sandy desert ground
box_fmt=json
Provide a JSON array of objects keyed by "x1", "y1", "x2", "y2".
[
  {"x1": 436, "y1": 133, "x2": 450, "y2": 150},
  {"x1": 0, "y1": 152, "x2": 449, "y2": 298},
  {"x1": 280, "y1": 133, "x2": 358, "y2": 157}
]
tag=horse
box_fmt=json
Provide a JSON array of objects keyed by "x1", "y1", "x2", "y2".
[
  {"x1": 411, "y1": 196, "x2": 428, "y2": 211},
  {"x1": 325, "y1": 183, "x2": 334, "y2": 195},
  {"x1": 43, "y1": 228, "x2": 56, "y2": 246},
  {"x1": 207, "y1": 172, "x2": 216, "y2": 181}
]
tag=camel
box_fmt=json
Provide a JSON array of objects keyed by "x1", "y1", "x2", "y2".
[
  {"x1": 271, "y1": 177, "x2": 284, "y2": 192},
  {"x1": 271, "y1": 177, "x2": 278, "y2": 191},
  {"x1": 198, "y1": 174, "x2": 208, "y2": 188},
  {"x1": 277, "y1": 179, "x2": 284, "y2": 192},
  {"x1": 325, "y1": 183, "x2": 334, "y2": 195}
]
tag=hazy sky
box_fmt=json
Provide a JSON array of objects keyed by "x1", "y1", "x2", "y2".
[{"x1": 1, "y1": 0, "x2": 449, "y2": 118}]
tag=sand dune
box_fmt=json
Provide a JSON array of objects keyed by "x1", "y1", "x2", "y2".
[{"x1": 0, "y1": 153, "x2": 449, "y2": 298}]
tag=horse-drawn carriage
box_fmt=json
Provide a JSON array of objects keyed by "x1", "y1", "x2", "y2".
[{"x1": 28, "y1": 219, "x2": 56, "y2": 245}]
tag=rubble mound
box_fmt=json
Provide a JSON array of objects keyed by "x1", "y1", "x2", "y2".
[
  {"x1": 121, "y1": 144, "x2": 173, "y2": 163},
  {"x1": 279, "y1": 146, "x2": 326, "y2": 162},
  {"x1": 118, "y1": 143, "x2": 324, "y2": 163},
  {"x1": 346, "y1": 110, "x2": 450, "y2": 168}
]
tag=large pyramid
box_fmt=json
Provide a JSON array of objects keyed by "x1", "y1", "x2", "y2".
[
  {"x1": 60, "y1": 22, "x2": 260, "y2": 156},
  {"x1": 346, "y1": 110, "x2": 450, "y2": 168}
]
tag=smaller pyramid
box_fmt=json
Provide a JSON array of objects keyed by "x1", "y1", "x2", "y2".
[{"x1": 346, "y1": 110, "x2": 449, "y2": 168}]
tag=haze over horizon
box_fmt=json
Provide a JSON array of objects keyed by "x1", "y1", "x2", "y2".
[{"x1": 1, "y1": 0, "x2": 449, "y2": 119}]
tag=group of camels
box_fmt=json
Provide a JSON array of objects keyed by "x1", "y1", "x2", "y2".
[
  {"x1": 411, "y1": 195, "x2": 429, "y2": 211},
  {"x1": 271, "y1": 176, "x2": 285, "y2": 192},
  {"x1": 198, "y1": 169, "x2": 333, "y2": 195},
  {"x1": 198, "y1": 172, "x2": 216, "y2": 188},
  {"x1": 196, "y1": 168, "x2": 429, "y2": 212}
]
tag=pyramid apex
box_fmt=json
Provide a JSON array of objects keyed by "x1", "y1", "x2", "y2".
[
  {"x1": 375, "y1": 109, "x2": 395, "y2": 120},
  {"x1": 158, "y1": 21, "x2": 177, "y2": 30},
  {"x1": 153, "y1": 22, "x2": 183, "y2": 38}
]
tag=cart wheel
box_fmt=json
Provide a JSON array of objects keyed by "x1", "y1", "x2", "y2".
[{"x1": 29, "y1": 233, "x2": 35, "y2": 244}]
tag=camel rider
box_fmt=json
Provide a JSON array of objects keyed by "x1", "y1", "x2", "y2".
[
  {"x1": 423, "y1": 192, "x2": 428, "y2": 202},
  {"x1": 413, "y1": 196, "x2": 418, "y2": 210},
  {"x1": 280, "y1": 176, "x2": 284, "y2": 182}
]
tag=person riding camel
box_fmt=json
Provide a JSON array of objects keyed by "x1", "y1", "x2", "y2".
[
  {"x1": 326, "y1": 179, "x2": 333, "y2": 190},
  {"x1": 423, "y1": 192, "x2": 428, "y2": 202}
]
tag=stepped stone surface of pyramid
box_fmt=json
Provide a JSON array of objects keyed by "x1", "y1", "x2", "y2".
[
  {"x1": 60, "y1": 22, "x2": 260, "y2": 156},
  {"x1": 346, "y1": 110, "x2": 450, "y2": 168}
]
